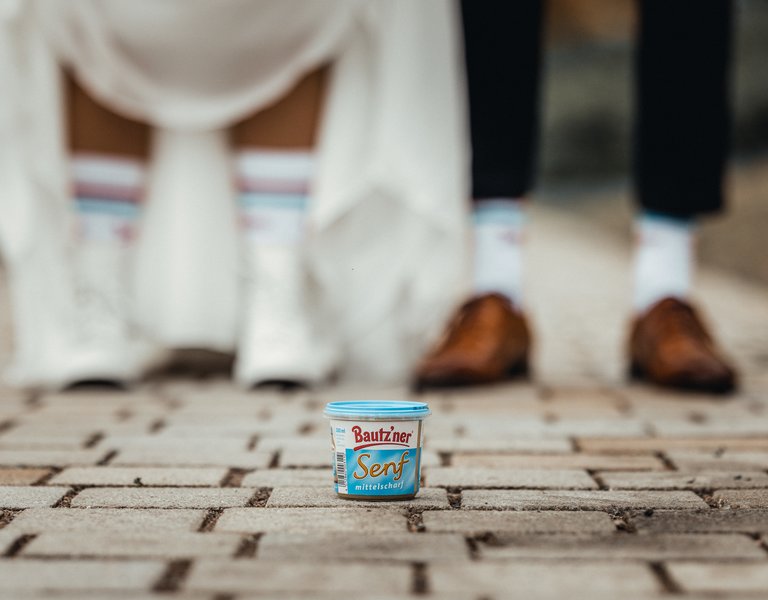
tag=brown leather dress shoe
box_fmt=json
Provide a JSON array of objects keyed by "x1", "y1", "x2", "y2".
[
  {"x1": 413, "y1": 293, "x2": 531, "y2": 389},
  {"x1": 629, "y1": 297, "x2": 737, "y2": 393}
]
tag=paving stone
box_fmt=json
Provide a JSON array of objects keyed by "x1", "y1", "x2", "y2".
[
  {"x1": 423, "y1": 510, "x2": 616, "y2": 534},
  {"x1": 578, "y1": 437, "x2": 768, "y2": 453},
  {"x1": 460, "y1": 417, "x2": 647, "y2": 439},
  {"x1": 70, "y1": 487, "x2": 254, "y2": 508},
  {"x1": 0, "y1": 436, "x2": 92, "y2": 450},
  {"x1": 50, "y1": 466, "x2": 228, "y2": 486},
  {"x1": 0, "y1": 468, "x2": 49, "y2": 485},
  {"x1": 0, "y1": 559, "x2": 166, "y2": 591},
  {"x1": 652, "y1": 418, "x2": 768, "y2": 437},
  {"x1": 98, "y1": 436, "x2": 250, "y2": 452},
  {"x1": 7, "y1": 422, "x2": 153, "y2": 437},
  {"x1": 601, "y1": 471, "x2": 768, "y2": 490},
  {"x1": 278, "y1": 447, "x2": 332, "y2": 468},
  {"x1": 423, "y1": 467, "x2": 597, "y2": 489},
  {"x1": 713, "y1": 489, "x2": 768, "y2": 508},
  {"x1": 185, "y1": 560, "x2": 413, "y2": 594},
  {"x1": 157, "y1": 423, "x2": 298, "y2": 438},
  {"x1": 631, "y1": 509, "x2": 768, "y2": 534},
  {"x1": 216, "y1": 507, "x2": 408, "y2": 533},
  {"x1": 667, "y1": 450, "x2": 768, "y2": 471},
  {"x1": 461, "y1": 489, "x2": 709, "y2": 510},
  {"x1": 111, "y1": 448, "x2": 272, "y2": 469},
  {"x1": 259, "y1": 532, "x2": 469, "y2": 561},
  {"x1": 667, "y1": 562, "x2": 768, "y2": 594},
  {"x1": 451, "y1": 453, "x2": 664, "y2": 471},
  {"x1": 266, "y1": 486, "x2": 450, "y2": 510},
  {"x1": 24, "y1": 531, "x2": 241, "y2": 558},
  {"x1": 430, "y1": 561, "x2": 660, "y2": 596},
  {"x1": 428, "y1": 437, "x2": 573, "y2": 454},
  {"x1": 256, "y1": 437, "x2": 328, "y2": 453},
  {"x1": 240, "y1": 468, "x2": 329, "y2": 487},
  {"x1": 0, "y1": 486, "x2": 68, "y2": 508},
  {"x1": 478, "y1": 533, "x2": 765, "y2": 560},
  {"x1": 4, "y1": 507, "x2": 205, "y2": 534},
  {"x1": 0, "y1": 449, "x2": 107, "y2": 467}
]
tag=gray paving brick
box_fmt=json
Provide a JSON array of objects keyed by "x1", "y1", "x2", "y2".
[
  {"x1": 185, "y1": 560, "x2": 412, "y2": 594},
  {"x1": 266, "y1": 486, "x2": 450, "y2": 510},
  {"x1": 259, "y1": 532, "x2": 469, "y2": 561},
  {"x1": 423, "y1": 467, "x2": 597, "y2": 489},
  {"x1": 461, "y1": 489, "x2": 709, "y2": 510},
  {"x1": 256, "y1": 437, "x2": 327, "y2": 453},
  {"x1": 240, "y1": 468, "x2": 332, "y2": 488},
  {"x1": 4, "y1": 507, "x2": 205, "y2": 534},
  {"x1": 428, "y1": 437, "x2": 573, "y2": 454},
  {"x1": 667, "y1": 562, "x2": 768, "y2": 594},
  {"x1": 0, "y1": 485, "x2": 68, "y2": 508},
  {"x1": 652, "y1": 418, "x2": 768, "y2": 437},
  {"x1": 0, "y1": 467, "x2": 49, "y2": 485},
  {"x1": 423, "y1": 510, "x2": 616, "y2": 534},
  {"x1": 578, "y1": 437, "x2": 768, "y2": 453},
  {"x1": 667, "y1": 450, "x2": 768, "y2": 471},
  {"x1": 216, "y1": 507, "x2": 408, "y2": 533},
  {"x1": 713, "y1": 489, "x2": 768, "y2": 508},
  {"x1": 49, "y1": 466, "x2": 228, "y2": 486},
  {"x1": 632, "y1": 509, "x2": 768, "y2": 534},
  {"x1": 0, "y1": 436, "x2": 92, "y2": 450},
  {"x1": 460, "y1": 417, "x2": 647, "y2": 439},
  {"x1": 111, "y1": 448, "x2": 272, "y2": 469},
  {"x1": 98, "y1": 436, "x2": 250, "y2": 452},
  {"x1": 478, "y1": 533, "x2": 765, "y2": 560},
  {"x1": 0, "y1": 559, "x2": 166, "y2": 591},
  {"x1": 601, "y1": 471, "x2": 768, "y2": 490},
  {"x1": 0, "y1": 449, "x2": 107, "y2": 467},
  {"x1": 24, "y1": 531, "x2": 241, "y2": 558},
  {"x1": 451, "y1": 453, "x2": 665, "y2": 471},
  {"x1": 278, "y1": 447, "x2": 331, "y2": 468},
  {"x1": 70, "y1": 487, "x2": 254, "y2": 508},
  {"x1": 430, "y1": 561, "x2": 660, "y2": 596}
]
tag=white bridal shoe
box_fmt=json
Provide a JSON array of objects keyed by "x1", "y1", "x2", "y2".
[
  {"x1": 50, "y1": 241, "x2": 159, "y2": 387},
  {"x1": 234, "y1": 244, "x2": 335, "y2": 388}
]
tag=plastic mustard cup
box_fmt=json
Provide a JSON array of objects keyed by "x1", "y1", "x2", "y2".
[{"x1": 324, "y1": 400, "x2": 431, "y2": 501}]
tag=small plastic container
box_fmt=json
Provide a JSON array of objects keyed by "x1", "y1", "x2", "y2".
[{"x1": 324, "y1": 400, "x2": 431, "y2": 501}]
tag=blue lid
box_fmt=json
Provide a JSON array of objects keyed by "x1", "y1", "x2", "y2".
[{"x1": 324, "y1": 400, "x2": 430, "y2": 419}]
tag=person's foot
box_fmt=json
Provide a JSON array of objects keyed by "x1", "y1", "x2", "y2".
[
  {"x1": 413, "y1": 292, "x2": 531, "y2": 389},
  {"x1": 234, "y1": 245, "x2": 335, "y2": 388},
  {"x1": 629, "y1": 297, "x2": 737, "y2": 393}
]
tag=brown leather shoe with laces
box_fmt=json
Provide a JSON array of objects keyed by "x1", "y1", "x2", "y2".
[
  {"x1": 413, "y1": 293, "x2": 531, "y2": 389},
  {"x1": 629, "y1": 297, "x2": 737, "y2": 393}
]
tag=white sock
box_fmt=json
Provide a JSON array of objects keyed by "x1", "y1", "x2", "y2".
[
  {"x1": 472, "y1": 198, "x2": 527, "y2": 305},
  {"x1": 236, "y1": 148, "x2": 311, "y2": 246},
  {"x1": 72, "y1": 154, "x2": 144, "y2": 243},
  {"x1": 633, "y1": 212, "x2": 695, "y2": 312}
]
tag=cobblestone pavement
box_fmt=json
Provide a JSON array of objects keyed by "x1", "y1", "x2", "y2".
[{"x1": 0, "y1": 198, "x2": 767, "y2": 598}]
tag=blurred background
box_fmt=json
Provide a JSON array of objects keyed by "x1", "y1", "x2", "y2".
[
  {"x1": 541, "y1": 0, "x2": 768, "y2": 284},
  {"x1": 0, "y1": 0, "x2": 766, "y2": 383}
]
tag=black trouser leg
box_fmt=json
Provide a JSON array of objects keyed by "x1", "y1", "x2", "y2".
[
  {"x1": 461, "y1": 0, "x2": 544, "y2": 200},
  {"x1": 635, "y1": 1, "x2": 733, "y2": 218}
]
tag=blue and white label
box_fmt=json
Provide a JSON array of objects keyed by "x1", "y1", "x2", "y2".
[{"x1": 330, "y1": 419, "x2": 423, "y2": 498}]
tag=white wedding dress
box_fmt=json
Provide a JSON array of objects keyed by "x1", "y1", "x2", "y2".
[{"x1": 0, "y1": 0, "x2": 469, "y2": 385}]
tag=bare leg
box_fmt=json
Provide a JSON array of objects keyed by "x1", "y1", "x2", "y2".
[
  {"x1": 66, "y1": 72, "x2": 150, "y2": 158},
  {"x1": 232, "y1": 68, "x2": 327, "y2": 149}
]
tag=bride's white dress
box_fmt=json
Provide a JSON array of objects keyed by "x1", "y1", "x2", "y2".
[{"x1": 0, "y1": 0, "x2": 469, "y2": 384}]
